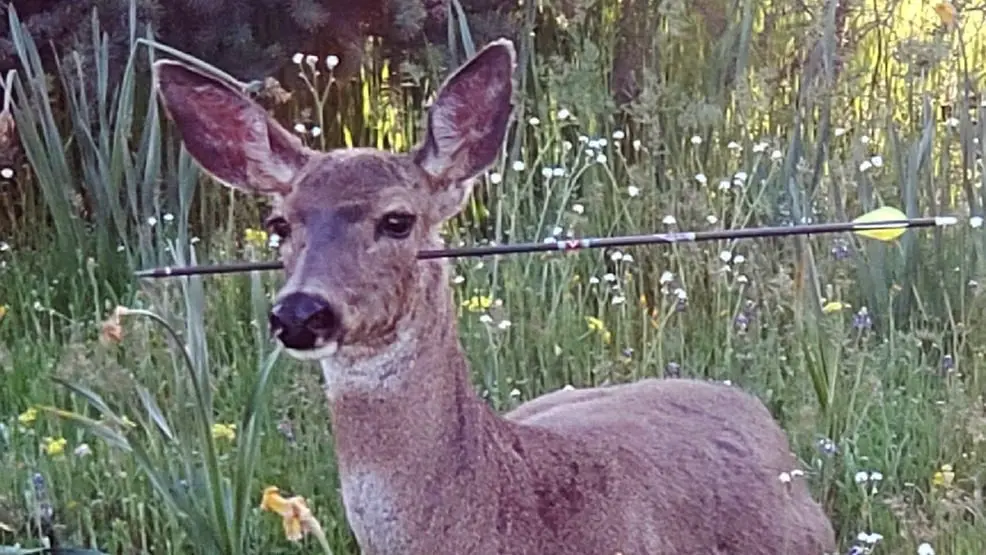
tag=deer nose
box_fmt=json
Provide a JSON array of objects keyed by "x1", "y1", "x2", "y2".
[{"x1": 269, "y1": 292, "x2": 340, "y2": 350}]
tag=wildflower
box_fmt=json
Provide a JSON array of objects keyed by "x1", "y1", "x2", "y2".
[
  {"x1": 528, "y1": 117, "x2": 540, "y2": 126},
  {"x1": 18, "y1": 407, "x2": 38, "y2": 426},
  {"x1": 585, "y1": 317, "x2": 605, "y2": 332},
  {"x1": 325, "y1": 55, "x2": 340, "y2": 70},
  {"x1": 659, "y1": 271, "x2": 674, "y2": 285},
  {"x1": 0, "y1": 167, "x2": 13, "y2": 179},
  {"x1": 596, "y1": 154, "x2": 608, "y2": 164},
  {"x1": 870, "y1": 155, "x2": 883, "y2": 168},
  {"x1": 244, "y1": 228, "x2": 269, "y2": 249},
  {"x1": 727, "y1": 141, "x2": 741, "y2": 150},
  {"x1": 778, "y1": 472, "x2": 791, "y2": 483},
  {"x1": 612, "y1": 130, "x2": 625, "y2": 140},
  {"x1": 690, "y1": 135, "x2": 702, "y2": 145},
  {"x1": 611, "y1": 295, "x2": 626, "y2": 305},
  {"x1": 479, "y1": 314, "x2": 493, "y2": 324},
  {"x1": 99, "y1": 305, "x2": 130, "y2": 345},
  {"x1": 146, "y1": 216, "x2": 158, "y2": 227},
  {"x1": 941, "y1": 354, "x2": 955, "y2": 375},
  {"x1": 934, "y1": 2, "x2": 958, "y2": 29},
  {"x1": 310, "y1": 126, "x2": 322, "y2": 137},
  {"x1": 816, "y1": 437, "x2": 838, "y2": 455},
  {"x1": 770, "y1": 149, "x2": 783, "y2": 161},
  {"x1": 931, "y1": 464, "x2": 955, "y2": 488},
  {"x1": 662, "y1": 215, "x2": 677, "y2": 225},
  {"x1": 73, "y1": 443, "x2": 92, "y2": 457},
  {"x1": 488, "y1": 172, "x2": 502, "y2": 184},
  {"x1": 496, "y1": 320, "x2": 512, "y2": 330},
  {"x1": 292, "y1": 53, "x2": 304, "y2": 64},
  {"x1": 852, "y1": 307, "x2": 873, "y2": 330},
  {"x1": 718, "y1": 180, "x2": 731, "y2": 191},
  {"x1": 859, "y1": 160, "x2": 873, "y2": 172},
  {"x1": 821, "y1": 301, "x2": 849, "y2": 314},
  {"x1": 664, "y1": 362, "x2": 681, "y2": 378},
  {"x1": 571, "y1": 203, "x2": 585, "y2": 215},
  {"x1": 695, "y1": 173, "x2": 707, "y2": 185},
  {"x1": 552, "y1": 167, "x2": 565, "y2": 177},
  {"x1": 277, "y1": 418, "x2": 296, "y2": 443},
  {"x1": 627, "y1": 185, "x2": 640, "y2": 197},
  {"x1": 970, "y1": 216, "x2": 983, "y2": 228},
  {"x1": 41, "y1": 436, "x2": 67, "y2": 457},
  {"x1": 293, "y1": 123, "x2": 307, "y2": 134},
  {"x1": 212, "y1": 423, "x2": 237, "y2": 442},
  {"x1": 857, "y1": 532, "x2": 883, "y2": 545},
  {"x1": 557, "y1": 108, "x2": 571, "y2": 120},
  {"x1": 462, "y1": 295, "x2": 493, "y2": 313},
  {"x1": 831, "y1": 238, "x2": 851, "y2": 260},
  {"x1": 260, "y1": 486, "x2": 326, "y2": 543},
  {"x1": 918, "y1": 542, "x2": 936, "y2": 555},
  {"x1": 162, "y1": 213, "x2": 175, "y2": 222},
  {"x1": 632, "y1": 139, "x2": 642, "y2": 151},
  {"x1": 511, "y1": 160, "x2": 526, "y2": 172}
]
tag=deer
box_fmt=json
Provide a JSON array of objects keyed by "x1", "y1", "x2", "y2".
[{"x1": 152, "y1": 38, "x2": 837, "y2": 555}]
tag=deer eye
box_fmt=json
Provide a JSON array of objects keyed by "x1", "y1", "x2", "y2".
[
  {"x1": 377, "y1": 212, "x2": 416, "y2": 239},
  {"x1": 264, "y1": 216, "x2": 292, "y2": 239}
]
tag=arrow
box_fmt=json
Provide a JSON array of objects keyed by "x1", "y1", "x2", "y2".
[{"x1": 134, "y1": 207, "x2": 958, "y2": 279}]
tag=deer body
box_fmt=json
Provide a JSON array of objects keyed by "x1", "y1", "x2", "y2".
[
  {"x1": 153, "y1": 38, "x2": 836, "y2": 554},
  {"x1": 321, "y1": 258, "x2": 834, "y2": 554}
]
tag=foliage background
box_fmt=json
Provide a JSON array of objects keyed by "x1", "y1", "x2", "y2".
[{"x1": 1, "y1": 0, "x2": 986, "y2": 553}]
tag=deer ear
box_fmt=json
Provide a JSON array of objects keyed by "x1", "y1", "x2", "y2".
[
  {"x1": 413, "y1": 39, "x2": 515, "y2": 220},
  {"x1": 153, "y1": 60, "x2": 310, "y2": 196}
]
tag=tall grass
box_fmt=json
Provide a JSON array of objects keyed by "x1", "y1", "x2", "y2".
[{"x1": 2, "y1": 0, "x2": 986, "y2": 553}]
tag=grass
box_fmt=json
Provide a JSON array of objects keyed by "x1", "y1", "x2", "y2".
[{"x1": 1, "y1": 0, "x2": 986, "y2": 553}]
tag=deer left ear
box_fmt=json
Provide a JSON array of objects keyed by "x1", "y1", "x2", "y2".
[{"x1": 413, "y1": 39, "x2": 516, "y2": 221}]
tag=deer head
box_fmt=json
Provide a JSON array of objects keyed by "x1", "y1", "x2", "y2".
[{"x1": 153, "y1": 42, "x2": 515, "y2": 369}]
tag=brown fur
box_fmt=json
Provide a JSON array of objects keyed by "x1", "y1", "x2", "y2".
[{"x1": 153, "y1": 39, "x2": 837, "y2": 555}]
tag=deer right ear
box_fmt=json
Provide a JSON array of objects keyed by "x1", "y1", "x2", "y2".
[{"x1": 153, "y1": 60, "x2": 310, "y2": 196}]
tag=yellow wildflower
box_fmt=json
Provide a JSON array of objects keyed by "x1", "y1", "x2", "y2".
[
  {"x1": 18, "y1": 407, "x2": 38, "y2": 426},
  {"x1": 462, "y1": 295, "x2": 493, "y2": 313},
  {"x1": 0, "y1": 304, "x2": 7, "y2": 320},
  {"x1": 41, "y1": 436, "x2": 67, "y2": 457},
  {"x1": 584, "y1": 317, "x2": 612, "y2": 344},
  {"x1": 932, "y1": 464, "x2": 955, "y2": 488},
  {"x1": 260, "y1": 486, "x2": 327, "y2": 545},
  {"x1": 822, "y1": 301, "x2": 849, "y2": 314},
  {"x1": 121, "y1": 415, "x2": 137, "y2": 428},
  {"x1": 585, "y1": 316, "x2": 605, "y2": 332},
  {"x1": 212, "y1": 423, "x2": 237, "y2": 442},
  {"x1": 244, "y1": 228, "x2": 269, "y2": 248}
]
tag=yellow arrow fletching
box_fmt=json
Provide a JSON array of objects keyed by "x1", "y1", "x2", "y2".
[{"x1": 851, "y1": 206, "x2": 909, "y2": 241}]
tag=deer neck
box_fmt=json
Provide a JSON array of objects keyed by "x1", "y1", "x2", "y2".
[{"x1": 318, "y1": 261, "x2": 505, "y2": 549}]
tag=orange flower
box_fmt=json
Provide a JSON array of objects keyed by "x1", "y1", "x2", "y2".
[
  {"x1": 260, "y1": 486, "x2": 327, "y2": 545},
  {"x1": 934, "y1": 2, "x2": 958, "y2": 29}
]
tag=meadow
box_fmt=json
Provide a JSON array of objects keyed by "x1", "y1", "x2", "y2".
[{"x1": 1, "y1": 0, "x2": 986, "y2": 553}]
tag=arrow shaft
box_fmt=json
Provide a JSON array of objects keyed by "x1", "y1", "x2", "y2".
[{"x1": 135, "y1": 217, "x2": 946, "y2": 279}]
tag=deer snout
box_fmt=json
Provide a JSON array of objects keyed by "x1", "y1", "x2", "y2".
[{"x1": 269, "y1": 292, "x2": 341, "y2": 351}]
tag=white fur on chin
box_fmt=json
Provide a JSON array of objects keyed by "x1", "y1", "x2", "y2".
[{"x1": 284, "y1": 342, "x2": 339, "y2": 361}]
